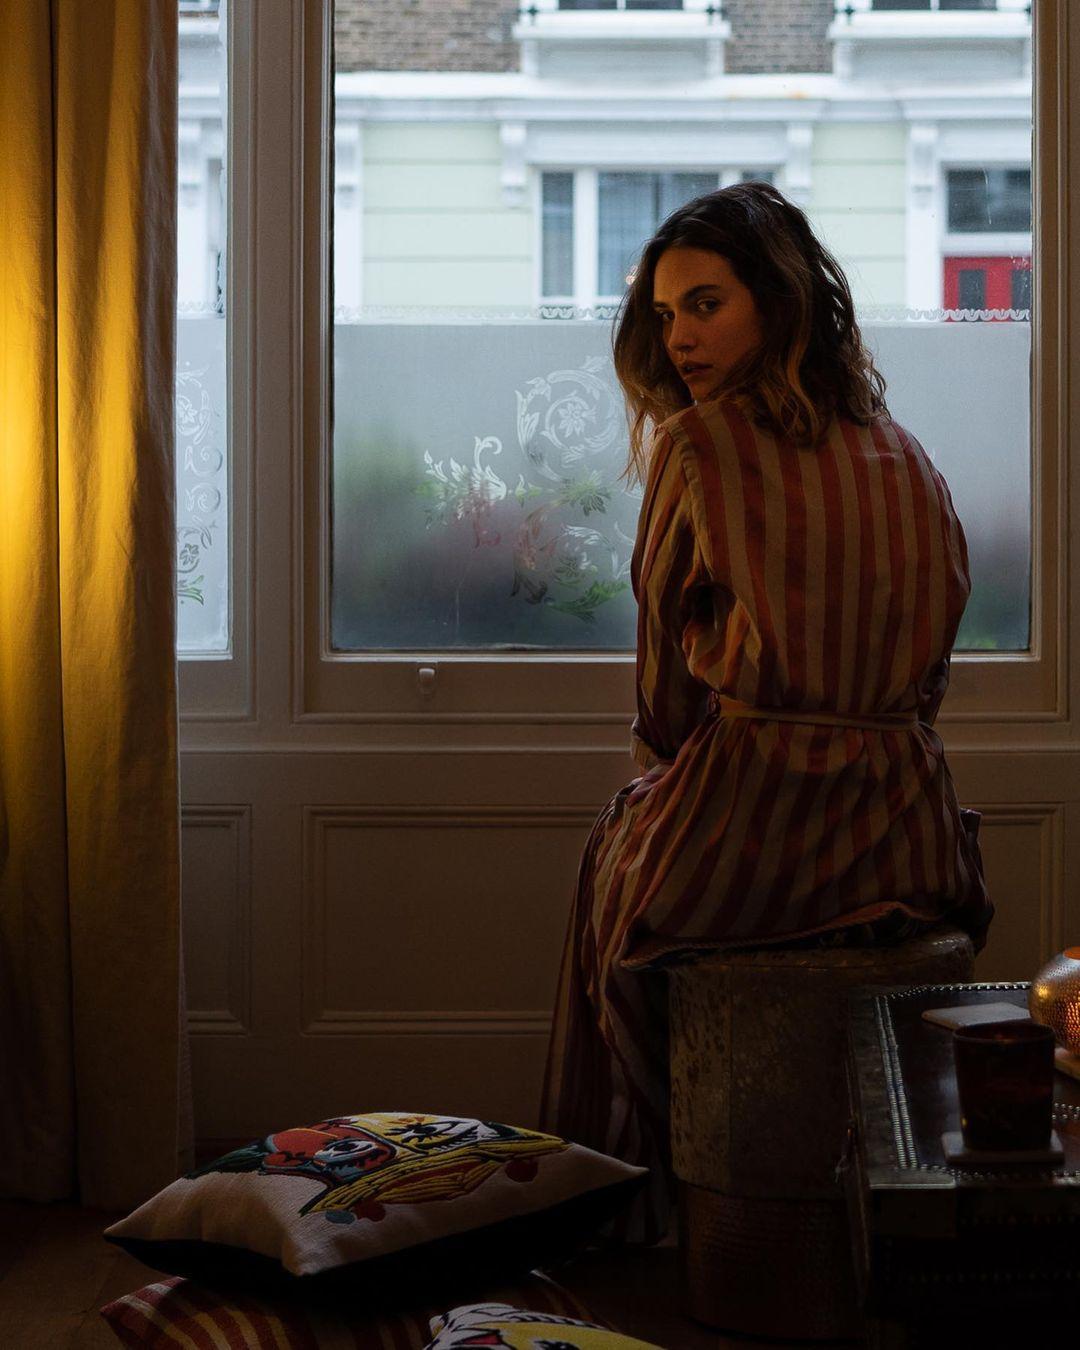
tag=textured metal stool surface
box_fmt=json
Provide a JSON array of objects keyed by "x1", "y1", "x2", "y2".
[
  {"x1": 668, "y1": 927, "x2": 975, "y2": 1340},
  {"x1": 680, "y1": 1181, "x2": 860, "y2": 1342},
  {"x1": 669, "y1": 927, "x2": 975, "y2": 1196}
]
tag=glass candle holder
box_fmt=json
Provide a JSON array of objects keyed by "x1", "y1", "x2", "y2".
[{"x1": 953, "y1": 1020, "x2": 1056, "y2": 1152}]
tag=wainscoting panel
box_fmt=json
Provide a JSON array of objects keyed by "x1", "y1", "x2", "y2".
[
  {"x1": 178, "y1": 747, "x2": 1080, "y2": 1142},
  {"x1": 970, "y1": 805, "x2": 1064, "y2": 982},
  {"x1": 181, "y1": 806, "x2": 253, "y2": 1035},
  {"x1": 301, "y1": 807, "x2": 592, "y2": 1034}
]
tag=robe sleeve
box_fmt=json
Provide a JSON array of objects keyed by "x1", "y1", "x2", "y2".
[
  {"x1": 918, "y1": 655, "x2": 951, "y2": 727},
  {"x1": 629, "y1": 427, "x2": 712, "y2": 770}
]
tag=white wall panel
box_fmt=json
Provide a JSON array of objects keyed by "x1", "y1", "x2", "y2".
[
  {"x1": 301, "y1": 808, "x2": 590, "y2": 1032},
  {"x1": 182, "y1": 807, "x2": 253, "y2": 1034},
  {"x1": 972, "y1": 807, "x2": 1064, "y2": 982}
]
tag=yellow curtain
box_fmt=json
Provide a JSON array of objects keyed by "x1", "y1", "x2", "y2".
[{"x1": 0, "y1": 0, "x2": 189, "y2": 1208}]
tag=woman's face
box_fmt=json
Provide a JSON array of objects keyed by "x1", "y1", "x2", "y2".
[{"x1": 651, "y1": 246, "x2": 764, "y2": 401}]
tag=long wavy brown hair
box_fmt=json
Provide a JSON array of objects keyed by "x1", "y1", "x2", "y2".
[{"x1": 612, "y1": 182, "x2": 888, "y2": 484}]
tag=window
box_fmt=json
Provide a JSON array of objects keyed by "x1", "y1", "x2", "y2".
[
  {"x1": 541, "y1": 173, "x2": 574, "y2": 298},
  {"x1": 957, "y1": 266, "x2": 986, "y2": 309},
  {"x1": 538, "y1": 168, "x2": 773, "y2": 308},
  {"x1": 942, "y1": 167, "x2": 1031, "y2": 333},
  {"x1": 947, "y1": 168, "x2": 1032, "y2": 232},
  {"x1": 1011, "y1": 262, "x2": 1032, "y2": 310},
  {"x1": 317, "y1": 0, "x2": 1037, "y2": 706},
  {"x1": 176, "y1": 0, "x2": 229, "y2": 655},
  {"x1": 597, "y1": 172, "x2": 717, "y2": 296}
]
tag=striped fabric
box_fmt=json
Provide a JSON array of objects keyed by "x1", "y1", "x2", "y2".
[
  {"x1": 100, "y1": 1273, "x2": 599, "y2": 1349},
  {"x1": 540, "y1": 399, "x2": 992, "y2": 1242},
  {"x1": 426, "y1": 1302, "x2": 664, "y2": 1350}
]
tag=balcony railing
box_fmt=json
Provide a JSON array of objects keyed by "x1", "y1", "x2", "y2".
[
  {"x1": 518, "y1": 1, "x2": 724, "y2": 18},
  {"x1": 871, "y1": 1, "x2": 998, "y2": 10},
  {"x1": 514, "y1": 0, "x2": 730, "y2": 78},
  {"x1": 834, "y1": 0, "x2": 1027, "y2": 13},
  {"x1": 557, "y1": 1, "x2": 685, "y2": 9}
]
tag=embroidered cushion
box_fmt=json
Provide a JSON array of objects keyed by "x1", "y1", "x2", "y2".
[
  {"x1": 425, "y1": 1302, "x2": 666, "y2": 1350},
  {"x1": 104, "y1": 1112, "x2": 645, "y2": 1301},
  {"x1": 100, "y1": 1274, "x2": 599, "y2": 1349}
]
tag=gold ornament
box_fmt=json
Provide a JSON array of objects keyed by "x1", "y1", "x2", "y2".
[{"x1": 1029, "y1": 947, "x2": 1080, "y2": 1054}]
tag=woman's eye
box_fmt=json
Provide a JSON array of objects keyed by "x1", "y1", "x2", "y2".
[{"x1": 698, "y1": 299, "x2": 719, "y2": 313}]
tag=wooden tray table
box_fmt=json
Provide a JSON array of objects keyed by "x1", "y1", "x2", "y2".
[{"x1": 845, "y1": 981, "x2": 1080, "y2": 1347}]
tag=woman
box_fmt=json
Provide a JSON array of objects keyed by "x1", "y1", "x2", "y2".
[{"x1": 539, "y1": 183, "x2": 991, "y2": 1243}]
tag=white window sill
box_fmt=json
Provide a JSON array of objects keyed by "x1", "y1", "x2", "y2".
[{"x1": 511, "y1": 12, "x2": 731, "y2": 44}]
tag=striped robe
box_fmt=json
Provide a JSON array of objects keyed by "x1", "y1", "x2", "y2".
[{"x1": 540, "y1": 398, "x2": 992, "y2": 1243}]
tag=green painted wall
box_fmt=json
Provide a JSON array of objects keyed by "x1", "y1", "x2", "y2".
[
  {"x1": 806, "y1": 122, "x2": 907, "y2": 310},
  {"x1": 362, "y1": 123, "x2": 533, "y2": 308},
  {"x1": 358, "y1": 118, "x2": 912, "y2": 312}
]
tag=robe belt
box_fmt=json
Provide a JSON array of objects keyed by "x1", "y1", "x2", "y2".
[{"x1": 712, "y1": 694, "x2": 920, "y2": 732}]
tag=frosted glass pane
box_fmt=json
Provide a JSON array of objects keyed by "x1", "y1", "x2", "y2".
[
  {"x1": 177, "y1": 0, "x2": 228, "y2": 654},
  {"x1": 333, "y1": 325, "x2": 641, "y2": 650},
  {"x1": 176, "y1": 318, "x2": 229, "y2": 653},
  {"x1": 331, "y1": 318, "x2": 1029, "y2": 653},
  {"x1": 868, "y1": 321, "x2": 1030, "y2": 651}
]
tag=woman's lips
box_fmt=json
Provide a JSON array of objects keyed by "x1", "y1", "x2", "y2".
[{"x1": 682, "y1": 364, "x2": 712, "y2": 379}]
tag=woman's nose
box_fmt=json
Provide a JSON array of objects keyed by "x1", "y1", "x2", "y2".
[{"x1": 668, "y1": 314, "x2": 694, "y2": 352}]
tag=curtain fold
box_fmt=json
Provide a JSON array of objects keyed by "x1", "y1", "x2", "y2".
[{"x1": 0, "y1": 0, "x2": 189, "y2": 1209}]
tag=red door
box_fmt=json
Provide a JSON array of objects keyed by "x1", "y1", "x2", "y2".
[{"x1": 943, "y1": 255, "x2": 1032, "y2": 317}]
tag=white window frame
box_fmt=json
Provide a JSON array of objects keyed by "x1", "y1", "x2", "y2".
[
  {"x1": 178, "y1": 0, "x2": 253, "y2": 723},
  {"x1": 181, "y1": 0, "x2": 1073, "y2": 742}
]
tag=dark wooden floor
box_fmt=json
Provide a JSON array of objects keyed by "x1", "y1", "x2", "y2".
[{"x1": 0, "y1": 1201, "x2": 855, "y2": 1349}]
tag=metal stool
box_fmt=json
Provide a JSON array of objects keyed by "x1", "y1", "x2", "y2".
[{"x1": 668, "y1": 927, "x2": 975, "y2": 1341}]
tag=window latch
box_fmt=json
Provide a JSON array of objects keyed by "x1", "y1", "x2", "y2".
[{"x1": 417, "y1": 665, "x2": 437, "y2": 700}]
